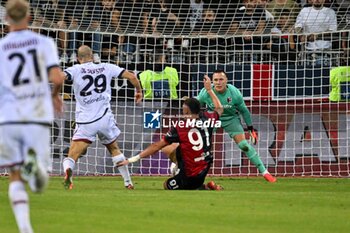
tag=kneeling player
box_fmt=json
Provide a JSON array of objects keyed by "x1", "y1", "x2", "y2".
[{"x1": 118, "y1": 77, "x2": 223, "y2": 190}]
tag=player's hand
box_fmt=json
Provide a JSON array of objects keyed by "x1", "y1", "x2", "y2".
[
  {"x1": 248, "y1": 126, "x2": 258, "y2": 145},
  {"x1": 135, "y1": 91, "x2": 143, "y2": 104},
  {"x1": 116, "y1": 160, "x2": 130, "y2": 167},
  {"x1": 52, "y1": 95, "x2": 63, "y2": 116},
  {"x1": 203, "y1": 75, "x2": 212, "y2": 91}
]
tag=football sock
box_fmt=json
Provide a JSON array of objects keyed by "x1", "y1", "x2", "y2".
[
  {"x1": 238, "y1": 140, "x2": 267, "y2": 174},
  {"x1": 63, "y1": 157, "x2": 75, "y2": 172},
  {"x1": 9, "y1": 181, "x2": 33, "y2": 233},
  {"x1": 112, "y1": 154, "x2": 132, "y2": 186}
]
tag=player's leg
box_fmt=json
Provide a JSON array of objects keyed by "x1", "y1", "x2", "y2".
[
  {"x1": 161, "y1": 143, "x2": 179, "y2": 175},
  {"x1": 1, "y1": 125, "x2": 33, "y2": 233},
  {"x1": 106, "y1": 141, "x2": 133, "y2": 189},
  {"x1": 100, "y1": 114, "x2": 133, "y2": 189},
  {"x1": 63, "y1": 140, "x2": 90, "y2": 189},
  {"x1": 21, "y1": 125, "x2": 51, "y2": 193},
  {"x1": 62, "y1": 123, "x2": 94, "y2": 189},
  {"x1": 233, "y1": 134, "x2": 276, "y2": 183},
  {"x1": 164, "y1": 172, "x2": 185, "y2": 190},
  {"x1": 224, "y1": 119, "x2": 276, "y2": 182},
  {"x1": 9, "y1": 170, "x2": 34, "y2": 233},
  {"x1": 161, "y1": 143, "x2": 178, "y2": 162}
]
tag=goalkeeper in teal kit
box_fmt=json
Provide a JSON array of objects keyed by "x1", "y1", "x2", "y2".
[{"x1": 197, "y1": 70, "x2": 276, "y2": 182}]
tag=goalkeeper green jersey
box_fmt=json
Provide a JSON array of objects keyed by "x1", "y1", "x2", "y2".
[{"x1": 197, "y1": 84, "x2": 252, "y2": 126}]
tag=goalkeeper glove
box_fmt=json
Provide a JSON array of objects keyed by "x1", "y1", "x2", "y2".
[{"x1": 247, "y1": 126, "x2": 258, "y2": 145}]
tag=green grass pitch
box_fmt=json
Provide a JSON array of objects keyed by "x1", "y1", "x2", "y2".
[{"x1": 1, "y1": 176, "x2": 349, "y2": 233}]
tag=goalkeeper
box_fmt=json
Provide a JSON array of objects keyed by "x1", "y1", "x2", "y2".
[{"x1": 197, "y1": 70, "x2": 276, "y2": 182}]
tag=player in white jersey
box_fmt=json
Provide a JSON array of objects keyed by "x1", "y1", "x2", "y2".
[
  {"x1": 62, "y1": 45, "x2": 142, "y2": 190},
  {"x1": 0, "y1": 1, "x2": 64, "y2": 233}
]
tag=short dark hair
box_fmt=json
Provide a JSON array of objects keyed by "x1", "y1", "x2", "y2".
[
  {"x1": 213, "y1": 69, "x2": 228, "y2": 78},
  {"x1": 183, "y1": 98, "x2": 201, "y2": 114}
]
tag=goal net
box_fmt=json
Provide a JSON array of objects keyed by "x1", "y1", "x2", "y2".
[{"x1": 1, "y1": 0, "x2": 350, "y2": 177}]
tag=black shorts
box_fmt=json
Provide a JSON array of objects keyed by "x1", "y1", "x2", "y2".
[{"x1": 165, "y1": 166, "x2": 210, "y2": 190}]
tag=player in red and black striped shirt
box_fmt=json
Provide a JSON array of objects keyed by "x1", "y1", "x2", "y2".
[{"x1": 118, "y1": 76, "x2": 223, "y2": 190}]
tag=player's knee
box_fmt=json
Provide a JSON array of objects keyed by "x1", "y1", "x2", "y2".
[
  {"x1": 112, "y1": 154, "x2": 126, "y2": 164},
  {"x1": 238, "y1": 140, "x2": 250, "y2": 152}
]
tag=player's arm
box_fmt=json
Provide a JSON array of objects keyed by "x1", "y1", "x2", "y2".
[
  {"x1": 117, "y1": 139, "x2": 169, "y2": 166},
  {"x1": 196, "y1": 84, "x2": 208, "y2": 107},
  {"x1": 45, "y1": 38, "x2": 65, "y2": 114},
  {"x1": 118, "y1": 127, "x2": 179, "y2": 166},
  {"x1": 203, "y1": 75, "x2": 223, "y2": 116},
  {"x1": 49, "y1": 66, "x2": 65, "y2": 114},
  {"x1": 235, "y1": 90, "x2": 258, "y2": 144},
  {"x1": 121, "y1": 70, "x2": 143, "y2": 103}
]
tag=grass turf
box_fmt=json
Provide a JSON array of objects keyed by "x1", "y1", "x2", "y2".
[{"x1": 1, "y1": 176, "x2": 349, "y2": 233}]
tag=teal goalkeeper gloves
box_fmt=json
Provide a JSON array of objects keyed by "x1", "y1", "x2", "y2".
[{"x1": 247, "y1": 126, "x2": 258, "y2": 145}]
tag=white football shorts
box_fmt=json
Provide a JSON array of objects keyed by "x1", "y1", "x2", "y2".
[
  {"x1": 72, "y1": 113, "x2": 121, "y2": 145},
  {"x1": 0, "y1": 124, "x2": 51, "y2": 170}
]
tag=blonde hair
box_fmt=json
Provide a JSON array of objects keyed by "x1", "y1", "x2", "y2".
[{"x1": 6, "y1": 0, "x2": 30, "y2": 24}]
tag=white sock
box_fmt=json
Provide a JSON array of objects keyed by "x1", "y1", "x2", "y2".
[
  {"x1": 63, "y1": 157, "x2": 75, "y2": 172},
  {"x1": 262, "y1": 170, "x2": 269, "y2": 175},
  {"x1": 9, "y1": 181, "x2": 33, "y2": 233},
  {"x1": 112, "y1": 154, "x2": 132, "y2": 186}
]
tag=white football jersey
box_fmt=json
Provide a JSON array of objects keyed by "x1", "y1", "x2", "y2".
[
  {"x1": 65, "y1": 62, "x2": 125, "y2": 123},
  {"x1": 295, "y1": 7, "x2": 337, "y2": 50},
  {"x1": 0, "y1": 30, "x2": 60, "y2": 124}
]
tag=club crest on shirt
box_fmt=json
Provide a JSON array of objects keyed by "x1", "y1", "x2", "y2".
[{"x1": 227, "y1": 97, "x2": 232, "y2": 103}]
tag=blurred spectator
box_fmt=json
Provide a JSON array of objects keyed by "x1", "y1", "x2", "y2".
[
  {"x1": 259, "y1": 0, "x2": 274, "y2": 21},
  {"x1": 55, "y1": 0, "x2": 85, "y2": 64},
  {"x1": 149, "y1": 0, "x2": 185, "y2": 62},
  {"x1": 191, "y1": 8, "x2": 227, "y2": 63},
  {"x1": 266, "y1": 9, "x2": 296, "y2": 63},
  {"x1": 140, "y1": 0, "x2": 176, "y2": 62},
  {"x1": 99, "y1": 0, "x2": 120, "y2": 63},
  {"x1": 173, "y1": 0, "x2": 208, "y2": 34},
  {"x1": 69, "y1": 0, "x2": 122, "y2": 64},
  {"x1": 152, "y1": 3, "x2": 181, "y2": 35},
  {"x1": 144, "y1": 0, "x2": 162, "y2": 34},
  {"x1": 118, "y1": 0, "x2": 147, "y2": 34},
  {"x1": 258, "y1": 0, "x2": 275, "y2": 33},
  {"x1": 295, "y1": 0, "x2": 337, "y2": 51},
  {"x1": 188, "y1": 0, "x2": 205, "y2": 31},
  {"x1": 229, "y1": 0, "x2": 266, "y2": 62},
  {"x1": 116, "y1": 0, "x2": 147, "y2": 64},
  {"x1": 339, "y1": 1, "x2": 350, "y2": 64},
  {"x1": 269, "y1": 0, "x2": 300, "y2": 20},
  {"x1": 139, "y1": 50, "x2": 179, "y2": 99},
  {"x1": 211, "y1": 0, "x2": 238, "y2": 34},
  {"x1": 31, "y1": 0, "x2": 68, "y2": 62}
]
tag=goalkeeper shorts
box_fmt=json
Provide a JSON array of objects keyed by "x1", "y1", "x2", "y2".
[{"x1": 221, "y1": 118, "x2": 245, "y2": 138}]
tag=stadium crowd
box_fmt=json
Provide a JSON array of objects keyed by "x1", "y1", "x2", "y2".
[{"x1": 0, "y1": 0, "x2": 349, "y2": 65}]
